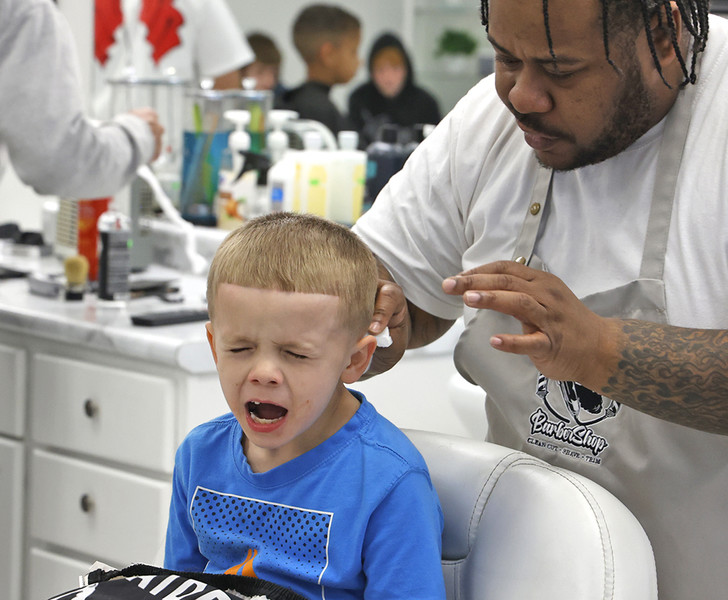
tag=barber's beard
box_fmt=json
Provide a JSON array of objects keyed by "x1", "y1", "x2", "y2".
[{"x1": 551, "y1": 60, "x2": 657, "y2": 171}]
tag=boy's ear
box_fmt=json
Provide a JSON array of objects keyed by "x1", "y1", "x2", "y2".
[
  {"x1": 342, "y1": 335, "x2": 378, "y2": 384},
  {"x1": 319, "y1": 40, "x2": 337, "y2": 67},
  {"x1": 205, "y1": 321, "x2": 219, "y2": 365}
]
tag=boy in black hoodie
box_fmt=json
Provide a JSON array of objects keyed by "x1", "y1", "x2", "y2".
[{"x1": 348, "y1": 32, "x2": 441, "y2": 147}]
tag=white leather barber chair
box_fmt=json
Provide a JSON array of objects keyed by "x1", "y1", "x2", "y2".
[{"x1": 404, "y1": 430, "x2": 658, "y2": 600}]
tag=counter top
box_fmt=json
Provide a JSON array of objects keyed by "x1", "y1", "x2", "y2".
[
  {"x1": 0, "y1": 262, "x2": 214, "y2": 374},
  {"x1": 0, "y1": 251, "x2": 462, "y2": 376}
]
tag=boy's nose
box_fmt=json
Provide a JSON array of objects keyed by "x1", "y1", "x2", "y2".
[{"x1": 248, "y1": 357, "x2": 282, "y2": 385}]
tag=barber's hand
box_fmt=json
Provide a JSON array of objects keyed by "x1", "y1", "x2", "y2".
[
  {"x1": 363, "y1": 279, "x2": 410, "y2": 377},
  {"x1": 442, "y1": 260, "x2": 614, "y2": 387},
  {"x1": 131, "y1": 108, "x2": 164, "y2": 162}
]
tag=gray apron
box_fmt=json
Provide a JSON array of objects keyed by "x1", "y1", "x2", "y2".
[{"x1": 453, "y1": 83, "x2": 728, "y2": 600}]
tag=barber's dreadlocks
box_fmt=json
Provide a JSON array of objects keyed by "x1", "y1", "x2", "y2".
[{"x1": 480, "y1": 0, "x2": 710, "y2": 87}]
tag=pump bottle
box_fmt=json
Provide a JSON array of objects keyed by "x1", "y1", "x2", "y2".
[
  {"x1": 266, "y1": 110, "x2": 298, "y2": 165},
  {"x1": 330, "y1": 131, "x2": 366, "y2": 225},
  {"x1": 365, "y1": 124, "x2": 406, "y2": 205},
  {"x1": 216, "y1": 110, "x2": 255, "y2": 229},
  {"x1": 296, "y1": 131, "x2": 332, "y2": 218},
  {"x1": 266, "y1": 110, "x2": 299, "y2": 213}
]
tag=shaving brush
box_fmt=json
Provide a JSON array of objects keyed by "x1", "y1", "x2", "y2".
[{"x1": 64, "y1": 255, "x2": 89, "y2": 301}]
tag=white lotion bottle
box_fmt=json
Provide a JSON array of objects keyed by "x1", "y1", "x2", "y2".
[{"x1": 330, "y1": 130, "x2": 366, "y2": 225}]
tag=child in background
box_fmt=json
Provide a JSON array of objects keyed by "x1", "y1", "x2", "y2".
[
  {"x1": 164, "y1": 213, "x2": 446, "y2": 600},
  {"x1": 279, "y1": 4, "x2": 361, "y2": 135},
  {"x1": 242, "y1": 31, "x2": 287, "y2": 104},
  {"x1": 348, "y1": 32, "x2": 441, "y2": 148}
]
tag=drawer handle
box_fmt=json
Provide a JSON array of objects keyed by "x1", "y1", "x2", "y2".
[
  {"x1": 83, "y1": 399, "x2": 99, "y2": 418},
  {"x1": 80, "y1": 494, "x2": 95, "y2": 513}
]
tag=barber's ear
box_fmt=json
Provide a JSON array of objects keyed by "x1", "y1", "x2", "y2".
[
  {"x1": 342, "y1": 335, "x2": 378, "y2": 384},
  {"x1": 205, "y1": 322, "x2": 219, "y2": 365},
  {"x1": 651, "y1": 1, "x2": 683, "y2": 62}
]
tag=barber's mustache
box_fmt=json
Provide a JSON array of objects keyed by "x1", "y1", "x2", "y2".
[{"x1": 510, "y1": 106, "x2": 573, "y2": 141}]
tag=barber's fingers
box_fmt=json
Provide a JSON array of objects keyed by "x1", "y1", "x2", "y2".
[
  {"x1": 460, "y1": 288, "x2": 550, "y2": 331},
  {"x1": 490, "y1": 329, "x2": 552, "y2": 356},
  {"x1": 370, "y1": 280, "x2": 408, "y2": 335},
  {"x1": 443, "y1": 260, "x2": 540, "y2": 297}
]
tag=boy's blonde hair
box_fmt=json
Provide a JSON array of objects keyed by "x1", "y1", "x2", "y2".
[
  {"x1": 292, "y1": 4, "x2": 361, "y2": 64},
  {"x1": 207, "y1": 213, "x2": 378, "y2": 337}
]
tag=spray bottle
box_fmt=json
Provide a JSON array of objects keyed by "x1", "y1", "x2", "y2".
[{"x1": 330, "y1": 130, "x2": 366, "y2": 225}]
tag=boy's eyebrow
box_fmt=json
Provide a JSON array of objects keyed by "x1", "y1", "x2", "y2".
[{"x1": 487, "y1": 34, "x2": 584, "y2": 66}]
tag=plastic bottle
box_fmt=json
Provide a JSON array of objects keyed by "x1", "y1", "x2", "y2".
[
  {"x1": 401, "y1": 123, "x2": 436, "y2": 160},
  {"x1": 267, "y1": 149, "x2": 300, "y2": 213},
  {"x1": 97, "y1": 204, "x2": 131, "y2": 301},
  {"x1": 296, "y1": 131, "x2": 332, "y2": 218},
  {"x1": 265, "y1": 110, "x2": 299, "y2": 214},
  {"x1": 365, "y1": 124, "x2": 406, "y2": 205},
  {"x1": 330, "y1": 130, "x2": 366, "y2": 225},
  {"x1": 216, "y1": 110, "x2": 255, "y2": 229},
  {"x1": 266, "y1": 110, "x2": 299, "y2": 165}
]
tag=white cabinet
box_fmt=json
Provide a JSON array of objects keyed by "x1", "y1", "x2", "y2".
[
  {"x1": 0, "y1": 325, "x2": 228, "y2": 600},
  {"x1": 0, "y1": 340, "x2": 25, "y2": 600},
  {"x1": 0, "y1": 438, "x2": 23, "y2": 600}
]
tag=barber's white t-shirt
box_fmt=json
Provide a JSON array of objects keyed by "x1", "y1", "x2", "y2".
[{"x1": 354, "y1": 14, "x2": 728, "y2": 600}]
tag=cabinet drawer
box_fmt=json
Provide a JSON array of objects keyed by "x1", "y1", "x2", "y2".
[
  {"x1": 31, "y1": 354, "x2": 175, "y2": 472},
  {"x1": 0, "y1": 342, "x2": 25, "y2": 437},
  {"x1": 27, "y1": 547, "x2": 90, "y2": 600},
  {"x1": 30, "y1": 450, "x2": 171, "y2": 568}
]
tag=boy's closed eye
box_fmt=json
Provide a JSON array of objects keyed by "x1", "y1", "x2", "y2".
[{"x1": 230, "y1": 346, "x2": 253, "y2": 354}]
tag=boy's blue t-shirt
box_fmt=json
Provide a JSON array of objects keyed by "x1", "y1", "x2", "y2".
[{"x1": 165, "y1": 391, "x2": 445, "y2": 600}]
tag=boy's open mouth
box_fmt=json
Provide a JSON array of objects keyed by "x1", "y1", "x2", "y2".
[{"x1": 247, "y1": 401, "x2": 288, "y2": 424}]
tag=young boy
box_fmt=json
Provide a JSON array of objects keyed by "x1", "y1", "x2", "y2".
[
  {"x1": 279, "y1": 4, "x2": 360, "y2": 134},
  {"x1": 241, "y1": 32, "x2": 287, "y2": 104},
  {"x1": 164, "y1": 213, "x2": 446, "y2": 600}
]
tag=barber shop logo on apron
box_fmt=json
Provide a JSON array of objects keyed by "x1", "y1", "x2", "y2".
[{"x1": 527, "y1": 374, "x2": 619, "y2": 464}]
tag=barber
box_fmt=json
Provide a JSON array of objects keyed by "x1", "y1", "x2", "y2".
[{"x1": 353, "y1": 1, "x2": 727, "y2": 599}]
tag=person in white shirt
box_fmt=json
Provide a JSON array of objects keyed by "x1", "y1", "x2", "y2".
[
  {"x1": 0, "y1": 0, "x2": 163, "y2": 199},
  {"x1": 92, "y1": 0, "x2": 255, "y2": 118},
  {"x1": 353, "y1": 2, "x2": 728, "y2": 599}
]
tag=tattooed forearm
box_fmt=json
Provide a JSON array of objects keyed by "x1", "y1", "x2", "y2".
[{"x1": 602, "y1": 320, "x2": 728, "y2": 435}]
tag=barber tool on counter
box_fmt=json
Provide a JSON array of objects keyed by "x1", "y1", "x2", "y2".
[{"x1": 63, "y1": 255, "x2": 89, "y2": 301}]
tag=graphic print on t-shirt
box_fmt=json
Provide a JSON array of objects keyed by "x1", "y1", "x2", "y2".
[
  {"x1": 525, "y1": 373, "x2": 621, "y2": 464},
  {"x1": 191, "y1": 487, "x2": 333, "y2": 582}
]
